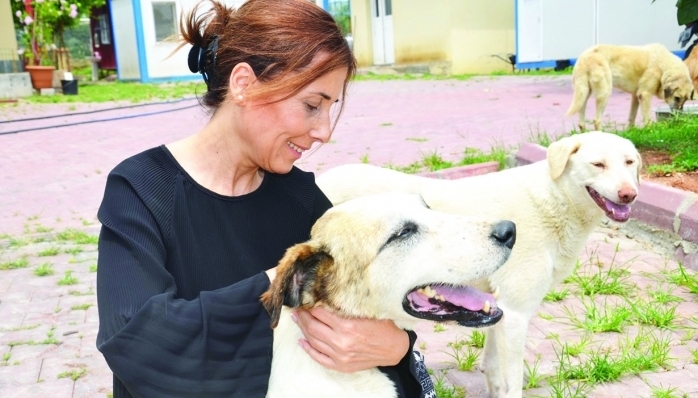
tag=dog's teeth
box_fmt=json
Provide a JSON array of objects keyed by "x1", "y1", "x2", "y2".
[
  {"x1": 420, "y1": 286, "x2": 437, "y2": 298},
  {"x1": 483, "y1": 300, "x2": 491, "y2": 313},
  {"x1": 492, "y1": 286, "x2": 500, "y2": 300},
  {"x1": 437, "y1": 295, "x2": 445, "y2": 301}
]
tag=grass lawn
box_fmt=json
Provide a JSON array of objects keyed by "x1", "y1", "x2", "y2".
[{"x1": 21, "y1": 80, "x2": 203, "y2": 104}]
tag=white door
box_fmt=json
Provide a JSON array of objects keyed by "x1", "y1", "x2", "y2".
[{"x1": 371, "y1": 0, "x2": 394, "y2": 65}]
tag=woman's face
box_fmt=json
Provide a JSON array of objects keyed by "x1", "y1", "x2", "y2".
[{"x1": 239, "y1": 67, "x2": 348, "y2": 174}]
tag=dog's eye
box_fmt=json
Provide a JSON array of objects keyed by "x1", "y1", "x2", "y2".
[
  {"x1": 385, "y1": 222, "x2": 418, "y2": 246},
  {"x1": 675, "y1": 96, "x2": 681, "y2": 102},
  {"x1": 592, "y1": 162, "x2": 605, "y2": 169},
  {"x1": 396, "y1": 226, "x2": 416, "y2": 238},
  {"x1": 625, "y1": 159, "x2": 634, "y2": 166}
]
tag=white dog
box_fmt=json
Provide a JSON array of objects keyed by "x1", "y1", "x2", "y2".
[
  {"x1": 316, "y1": 132, "x2": 641, "y2": 398},
  {"x1": 261, "y1": 192, "x2": 515, "y2": 398}
]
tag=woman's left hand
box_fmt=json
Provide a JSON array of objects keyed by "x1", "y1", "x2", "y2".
[{"x1": 292, "y1": 306, "x2": 410, "y2": 373}]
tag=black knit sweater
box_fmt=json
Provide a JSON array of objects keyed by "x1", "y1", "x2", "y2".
[{"x1": 96, "y1": 146, "x2": 422, "y2": 398}]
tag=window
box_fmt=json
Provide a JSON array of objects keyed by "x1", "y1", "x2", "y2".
[{"x1": 153, "y1": 2, "x2": 177, "y2": 42}]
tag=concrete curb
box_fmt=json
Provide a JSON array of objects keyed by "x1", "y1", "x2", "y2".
[
  {"x1": 420, "y1": 143, "x2": 698, "y2": 269},
  {"x1": 417, "y1": 161, "x2": 499, "y2": 179}
]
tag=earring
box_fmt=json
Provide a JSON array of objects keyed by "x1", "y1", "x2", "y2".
[{"x1": 236, "y1": 94, "x2": 244, "y2": 101}]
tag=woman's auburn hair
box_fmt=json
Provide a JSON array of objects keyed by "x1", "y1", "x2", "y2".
[{"x1": 179, "y1": 0, "x2": 356, "y2": 115}]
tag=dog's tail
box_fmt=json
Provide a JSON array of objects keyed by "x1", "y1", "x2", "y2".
[{"x1": 566, "y1": 74, "x2": 590, "y2": 117}]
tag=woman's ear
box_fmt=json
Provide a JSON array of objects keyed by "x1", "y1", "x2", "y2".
[{"x1": 229, "y1": 62, "x2": 256, "y2": 104}]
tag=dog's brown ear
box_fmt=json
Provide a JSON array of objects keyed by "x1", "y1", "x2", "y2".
[
  {"x1": 663, "y1": 86, "x2": 675, "y2": 99},
  {"x1": 260, "y1": 243, "x2": 333, "y2": 328},
  {"x1": 548, "y1": 136, "x2": 581, "y2": 180}
]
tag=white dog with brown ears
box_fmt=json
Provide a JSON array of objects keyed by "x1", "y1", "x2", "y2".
[
  {"x1": 567, "y1": 43, "x2": 694, "y2": 131},
  {"x1": 261, "y1": 192, "x2": 516, "y2": 398},
  {"x1": 316, "y1": 132, "x2": 641, "y2": 398}
]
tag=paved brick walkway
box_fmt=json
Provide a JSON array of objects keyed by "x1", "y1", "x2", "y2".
[{"x1": 1, "y1": 76, "x2": 696, "y2": 397}]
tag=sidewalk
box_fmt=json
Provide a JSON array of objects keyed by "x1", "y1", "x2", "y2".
[{"x1": 1, "y1": 75, "x2": 697, "y2": 397}]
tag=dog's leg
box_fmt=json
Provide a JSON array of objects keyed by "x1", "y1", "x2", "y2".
[
  {"x1": 628, "y1": 94, "x2": 640, "y2": 128},
  {"x1": 482, "y1": 309, "x2": 530, "y2": 398},
  {"x1": 593, "y1": 87, "x2": 611, "y2": 131},
  {"x1": 638, "y1": 92, "x2": 653, "y2": 126},
  {"x1": 576, "y1": 90, "x2": 591, "y2": 132},
  {"x1": 481, "y1": 327, "x2": 502, "y2": 397}
]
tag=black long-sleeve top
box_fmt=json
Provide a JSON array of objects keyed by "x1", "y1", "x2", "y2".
[{"x1": 96, "y1": 146, "x2": 423, "y2": 398}]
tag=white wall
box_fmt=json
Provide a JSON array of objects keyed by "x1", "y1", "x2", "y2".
[
  {"x1": 140, "y1": 0, "x2": 246, "y2": 79},
  {"x1": 516, "y1": 0, "x2": 682, "y2": 64},
  {"x1": 112, "y1": 0, "x2": 141, "y2": 80}
]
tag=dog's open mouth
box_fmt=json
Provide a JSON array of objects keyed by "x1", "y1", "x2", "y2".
[
  {"x1": 586, "y1": 187, "x2": 631, "y2": 222},
  {"x1": 403, "y1": 285, "x2": 502, "y2": 327}
]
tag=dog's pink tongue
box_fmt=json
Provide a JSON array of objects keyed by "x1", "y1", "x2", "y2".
[
  {"x1": 604, "y1": 199, "x2": 631, "y2": 219},
  {"x1": 434, "y1": 286, "x2": 496, "y2": 311}
]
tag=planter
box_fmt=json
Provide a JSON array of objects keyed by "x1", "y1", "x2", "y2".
[
  {"x1": 25, "y1": 65, "x2": 55, "y2": 90},
  {"x1": 60, "y1": 80, "x2": 78, "y2": 95}
]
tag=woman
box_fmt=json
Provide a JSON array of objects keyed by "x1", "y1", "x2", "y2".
[{"x1": 95, "y1": 0, "x2": 431, "y2": 397}]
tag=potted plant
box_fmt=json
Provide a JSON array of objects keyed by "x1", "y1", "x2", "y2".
[{"x1": 13, "y1": 0, "x2": 104, "y2": 90}]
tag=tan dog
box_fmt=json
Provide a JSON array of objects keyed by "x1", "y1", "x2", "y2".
[
  {"x1": 685, "y1": 48, "x2": 698, "y2": 93},
  {"x1": 261, "y1": 192, "x2": 515, "y2": 398},
  {"x1": 316, "y1": 132, "x2": 641, "y2": 398},
  {"x1": 567, "y1": 43, "x2": 694, "y2": 131}
]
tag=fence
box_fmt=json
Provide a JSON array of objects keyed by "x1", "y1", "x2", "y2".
[{"x1": 0, "y1": 48, "x2": 22, "y2": 74}]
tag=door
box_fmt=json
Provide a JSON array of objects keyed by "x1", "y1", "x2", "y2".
[
  {"x1": 90, "y1": 5, "x2": 117, "y2": 70},
  {"x1": 371, "y1": 0, "x2": 394, "y2": 65}
]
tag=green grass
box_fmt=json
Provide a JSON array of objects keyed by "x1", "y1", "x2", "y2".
[
  {"x1": 38, "y1": 247, "x2": 60, "y2": 257},
  {"x1": 57, "y1": 270, "x2": 79, "y2": 286},
  {"x1": 386, "y1": 146, "x2": 508, "y2": 175},
  {"x1": 611, "y1": 115, "x2": 698, "y2": 174},
  {"x1": 56, "y1": 229, "x2": 98, "y2": 245},
  {"x1": 34, "y1": 262, "x2": 54, "y2": 276},
  {"x1": 57, "y1": 368, "x2": 86, "y2": 381},
  {"x1": 22, "y1": 81, "x2": 200, "y2": 104},
  {"x1": 0, "y1": 257, "x2": 29, "y2": 270},
  {"x1": 71, "y1": 303, "x2": 93, "y2": 311}
]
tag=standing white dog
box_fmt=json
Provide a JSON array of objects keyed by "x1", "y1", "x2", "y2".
[
  {"x1": 316, "y1": 132, "x2": 641, "y2": 398},
  {"x1": 567, "y1": 43, "x2": 694, "y2": 131}
]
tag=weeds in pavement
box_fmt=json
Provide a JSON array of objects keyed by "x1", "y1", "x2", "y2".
[
  {"x1": 662, "y1": 263, "x2": 698, "y2": 294},
  {"x1": 544, "y1": 288, "x2": 570, "y2": 302},
  {"x1": 57, "y1": 368, "x2": 87, "y2": 381},
  {"x1": 445, "y1": 340, "x2": 481, "y2": 372},
  {"x1": 562, "y1": 297, "x2": 632, "y2": 333},
  {"x1": 470, "y1": 331, "x2": 486, "y2": 348},
  {"x1": 56, "y1": 229, "x2": 98, "y2": 245},
  {"x1": 0, "y1": 256, "x2": 29, "y2": 270},
  {"x1": 430, "y1": 370, "x2": 466, "y2": 398},
  {"x1": 524, "y1": 355, "x2": 545, "y2": 389},
  {"x1": 64, "y1": 247, "x2": 83, "y2": 255},
  {"x1": 650, "y1": 384, "x2": 686, "y2": 398},
  {"x1": 566, "y1": 246, "x2": 634, "y2": 297},
  {"x1": 57, "y1": 270, "x2": 78, "y2": 286},
  {"x1": 37, "y1": 247, "x2": 60, "y2": 257},
  {"x1": 625, "y1": 298, "x2": 679, "y2": 329},
  {"x1": 71, "y1": 303, "x2": 93, "y2": 311},
  {"x1": 34, "y1": 262, "x2": 54, "y2": 276},
  {"x1": 647, "y1": 284, "x2": 684, "y2": 305}
]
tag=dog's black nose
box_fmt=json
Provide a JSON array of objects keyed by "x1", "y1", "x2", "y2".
[{"x1": 491, "y1": 221, "x2": 516, "y2": 249}]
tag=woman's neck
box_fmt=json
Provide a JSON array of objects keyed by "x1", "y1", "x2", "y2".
[{"x1": 167, "y1": 121, "x2": 264, "y2": 197}]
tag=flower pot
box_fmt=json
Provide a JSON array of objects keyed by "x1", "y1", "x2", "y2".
[{"x1": 25, "y1": 65, "x2": 56, "y2": 90}]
